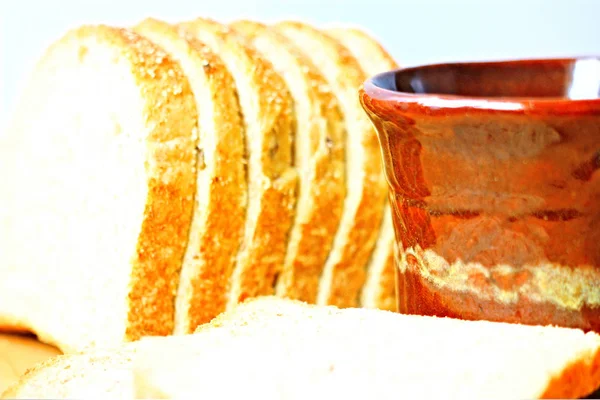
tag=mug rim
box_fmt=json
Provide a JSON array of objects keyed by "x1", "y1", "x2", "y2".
[{"x1": 361, "y1": 57, "x2": 600, "y2": 116}]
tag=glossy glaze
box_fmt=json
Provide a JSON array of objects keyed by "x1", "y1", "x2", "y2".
[{"x1": 360, "y1": 58, "x2": 600, "y2": 331}]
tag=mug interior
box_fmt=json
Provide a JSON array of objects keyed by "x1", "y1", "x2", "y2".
[{"x1": 371, "y1": 57, "x2": 600, "y2": 100}]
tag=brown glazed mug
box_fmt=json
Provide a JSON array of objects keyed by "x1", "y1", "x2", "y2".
[{"x1": 360, "y1": 58, "x2": 600, "y2": 331}]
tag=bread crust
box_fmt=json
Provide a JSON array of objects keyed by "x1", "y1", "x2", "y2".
[
  {"x1": 178, "y1": 19, "x2": 297, "y2": 308},
  {"x1": 105, "y1": 26, "x2": 197, "y2": 343},
  {"x1": 230, "y1": 20, "x2": 345, "y2": 303},
  {"x1": 274, "y1": 21, "x2": 388, "y2": 307},
  {"x1": 133, "y1": 18, "x2": 247, "y2": 334},
  {"x1": 325, "y1": 26, "x2": 399, "y2": 311},
  {"x1": 0, "y1": 24, "x2": 198, "y2": 351}
]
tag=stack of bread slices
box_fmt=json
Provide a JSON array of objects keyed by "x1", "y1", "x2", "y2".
[{"x1": 0, "y1": 18, "x2": 398, "y2": 353}]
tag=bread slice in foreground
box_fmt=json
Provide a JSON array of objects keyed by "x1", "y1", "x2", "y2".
[
  {"x1": 132, "y1": 18, "x2": 247, "y2": 334},
  {"x1": 326, "y1": 26, "x2": 399, "y2": 311},
  {"x1": 0, "y1": 25, "x2": 197, "y2": 352},
  {"x1": 5, "y1": 297, "x2": 600, "y2": 399},
  {"x1": 178, "y1": 18, "x2": 298, "y2": 308},
  {"x1": 230, "y1": 20, "x2": 346, "y2": 303},
  {"x1": 274, "y1": 22, "x2": 388, "y2": 307}
]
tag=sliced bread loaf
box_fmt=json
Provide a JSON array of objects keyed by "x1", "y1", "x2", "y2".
[
  {"x1": 230, "y1": 20, "x2": 346, "y2": 303},
  {"x1": 326, "y1": 27, "x2": 399, "y2": 311},
  {"x1": 274, "y1": 22, "x2": 388, "y2": 307},
  {"x1": 132, "y1": 18, "x2": 247, "y2": 334},
  {"x1": 177, "y1": 18, "x2": 297, "y2": 308},
  {"x1": 4, "y1": 297, "x2": 600, "y2": 399},
  {"x1": 0, "y1": 25, "x2": 198, "y2": 352}
]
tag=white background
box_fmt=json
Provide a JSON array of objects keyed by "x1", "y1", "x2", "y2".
[{"x1": 1, "y1": 0, "x2": 600, "y2": 128}]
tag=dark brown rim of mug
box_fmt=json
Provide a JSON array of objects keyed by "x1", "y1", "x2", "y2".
[{"x1": 361, "y1": 57, "x2": 600, "y2": 116}]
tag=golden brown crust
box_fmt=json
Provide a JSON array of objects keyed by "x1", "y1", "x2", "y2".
[
  {"x1": 274, "y1": 21, "x2": 387, "y2": 307},
  {"x1": 132, "y1": 19, "x2": 247, "y2": 334},
  {"x1": 360, "y1": 221, "x2": 396, "y2": 311},
  {"x1": 325, "y1": 26, "x2": 399, "y2": 311},
  {"x1": 178, "y1": 18, "x2": 297, "y2": 308},
  {"x1": 230, "y1": 20, "x2": 345, "y2": 303},
  {"x1": 62, "y1": 25, "x2": 197, "y2": 341},
  {"x1": 376, "y1": 253, "x2": 396, "y2": 311},
  {"x1": 90, "y1": 26, "x2": 199, "y2": 341}
]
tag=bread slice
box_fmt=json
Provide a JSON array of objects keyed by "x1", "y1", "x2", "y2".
[
  {"x1": 131, "y1": 18, "x2": 247, "y2": 334},
  {"x1": 0, "y1": 25, "x2": 198, "y2": 352},
  {"x1": 326, "y1": 26, "x2": 399, "y2": 81},
  {"x1": 5, "y1": 297, "x2": 600, "y2": 399},
  {"x1": 230, "y1": 20, "x2": 345, "y2": 303},
  {"x1": 176, "y1": 18, "x2": 297, "y2": 308},
  {"x1": 274, "y1": 22, "x2": 388, "y2": 307},
  {"x1": 326, "y1": 27, "x2": 399, "y2": 311}
]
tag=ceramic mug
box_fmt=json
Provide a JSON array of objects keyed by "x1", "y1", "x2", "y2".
[{"x1": 360, "y1": 58, "x2": 600, "y2": 331}]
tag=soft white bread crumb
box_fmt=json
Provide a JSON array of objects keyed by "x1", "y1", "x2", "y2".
[
  {"x1": 132, "y1": 18, "x2": 247, "y2": 334},
  {"x1": 5, "y1": 297, "x2": 600, "y2": 399},
  {"x1": 178, "y1": 18, "x2": 298, "y2": 309}
]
